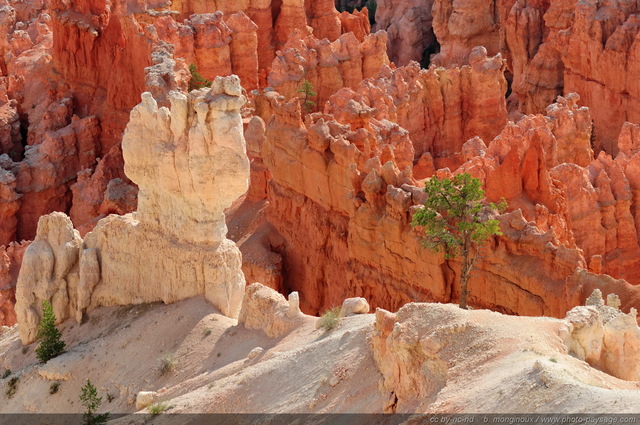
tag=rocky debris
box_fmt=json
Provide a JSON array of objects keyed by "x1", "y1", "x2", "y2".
[
  {"x1": 15, "y1": 77, "x2": 250, "y2": 344},
  {"x1": 246, "y1": 346, "x2": 264, "y2": 360},
  {"x1": 238, "y1": 283, "x2": 304, "y2": 338},
  {"x1": 340, "y1": 297, "x2": 370, "y2": 316},
  {"x1": 136, "y1": 391, "x2": 159, "y2": 410}
]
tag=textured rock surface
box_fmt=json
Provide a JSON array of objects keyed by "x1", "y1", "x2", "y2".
[
  {"x1": 370, "y1": 301, "x2": 640, "y2": 413},
  {"x1": 154, "y1": 11, "x2": 259, "y2": 91},
  {"x1": 562, "y1": 290, "x2": 640, "y2": 381},
  {"x1": 15, "y1": 77, "x2": 250, "y2": 344},
  {"x1": 69, "y1": 145, "x2": 137, "y2": 236},
  {"x1": 374, "y1": 0, "x2": 436, "y2": 66},
  {"x1": 0, "y1": 241, "x2": 27, "y2": 326},
  {"x1": 503, "y1": 0, "x2": 640, "y2": 153},
  {"x1": 326, "y1": 48, "x2": 508, "y2": 164},
  {"x1": 0, "y1": 156, "x2": 20, "y2": 246},
  {"x1": 268, "y1": 29, "x2": 389, "y2": 110},
  {"x1": 431, "y1": 0, "x2": 502, "y2": 66}
]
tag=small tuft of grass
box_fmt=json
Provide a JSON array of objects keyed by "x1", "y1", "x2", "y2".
[
  {"x1": 49, "y1": 381, "x2": 60, "y2": 394},
  {"x1": 6, "y1": 376, "x2": 18, "y2": 398},
  {"x1": 107, "y1": 392, "x2": 115, "y2": 403},
  {"x1": 203, "y1": 328, "x2": 212, "y2": 337},
  {"x1": 2, "y1": 369, "x2": 10, "y2": 379},
  {"x1": 159, "y1": 354, "x2": 176, "y2": 375},
  {"x1": 148, "y1": 401, "x2": 172, "y2": 416},
  {"x1": 317, "y1": 307, "x2": 341, "y2": 332},
  {"x1": 549, "y1": 357, "x2": 558, "y2": 363}
]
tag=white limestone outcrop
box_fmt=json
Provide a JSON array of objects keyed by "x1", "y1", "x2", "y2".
[
  {"x1": 561, "y1": 289, "x2": 640, "y2": 381},
  {"x1": 15, "y1": 76, "x2": 250, "y2": 344}
]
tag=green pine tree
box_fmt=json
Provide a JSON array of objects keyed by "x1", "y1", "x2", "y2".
[
  {"x1": 297, "y1": 79, "x2": 317, "y2": 112},
  {"x1": 411, "y1": 173, "x2": 507, "y2": 309},
  {"x1": 35, "y1": 300, "x2": 66, "y2": 363},
  {"x1": 188, "y1": 63, "x2": 212, "y2": 92},
  {"x1": 80, "y1": 379, "x2": 109, "y2": 425}
]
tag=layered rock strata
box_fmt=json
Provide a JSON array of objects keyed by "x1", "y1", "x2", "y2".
[{"x1": 256, "y1": 89, "x2": 593, "y2": 316}]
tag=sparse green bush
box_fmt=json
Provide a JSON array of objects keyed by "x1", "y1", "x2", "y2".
[
  {"x1": 49, "y1": 381, "x2": 60, "y2": 394},
  {"x1": 188, "y1": 64, "x2": 212, "y2": 92},
  {"x1": 412, "y1": 173, "x2": 506, "y2": 309},
  {"x1": 159, "y1": 354, "x2": 176, "y2": 375},
  {"x1": 80, "y1": 379, "x2": 109, "y2": 425},
  {"x1": 318, "y1": 307, "x2": 341, "y2": 332},
  {"x1": 148, "y1": 401, "x2": 172, "y2": 416},
  {"x1": 297, "y1": 80, "x2": 317, "y2": 112},
  {"x1": 35, "y1": 300, "x2": 66, "y2": 363},
  {"x1": 5, "y1": 376, "x2": 18, "y2": 398}
]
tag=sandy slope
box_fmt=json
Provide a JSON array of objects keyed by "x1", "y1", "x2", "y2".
[
  {"x1": 1, "y1": 297, "x2": 640, "y2": 418},
  {"x1": 0, "y1": 296, "x2": 385, "y2": 416}
]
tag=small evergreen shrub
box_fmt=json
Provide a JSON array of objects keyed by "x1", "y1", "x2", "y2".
[
  {"x1": 80, "y1": 379, "x2": 109, "y2": 425},
  {"x1": 297, "y1": 80, "x2": 317, "y2": 112},
  {"x1": 188, "y1": 64, "x2": 212, "y2": 92},
  {"x1": 35, "y1": 300, "x2": 66, "y2": 364}
]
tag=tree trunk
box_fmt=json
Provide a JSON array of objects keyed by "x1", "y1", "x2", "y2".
[
  {"x1": 459, "y1": 242, "x2": 471, "y2": 309},
  {"x1": 459, "y1": 265, "x2": 470, "y2": 309}
]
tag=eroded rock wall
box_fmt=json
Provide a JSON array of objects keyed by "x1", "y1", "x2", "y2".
[{"x1": 258, "y1": 88, "x2": 592, "y2": 317}]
